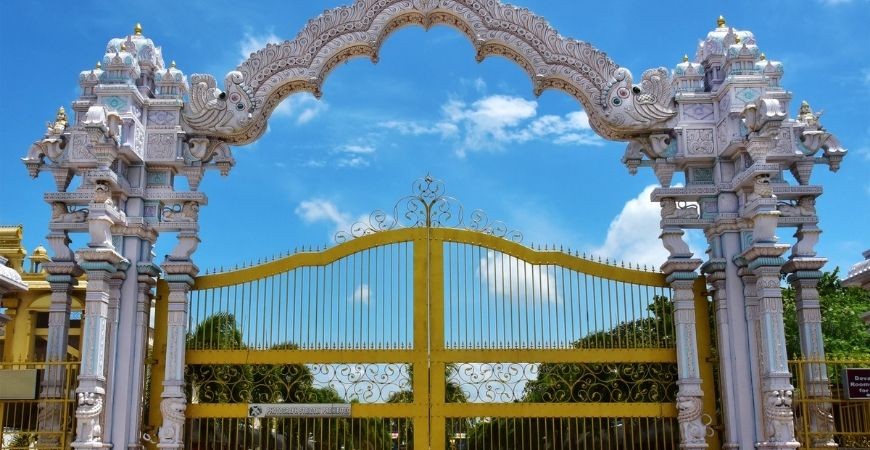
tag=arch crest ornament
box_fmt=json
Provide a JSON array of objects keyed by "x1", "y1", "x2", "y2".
[{"x1": 181, "y1": 0, "x2": 676, "y2": 144}]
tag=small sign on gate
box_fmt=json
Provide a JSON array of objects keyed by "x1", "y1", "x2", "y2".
[
  {"x1": 842, "y1": 368, "x2": 870, "y2": 400},
  {"x1": 248, "y1": 403, "x2": 352, "y2": 418}
]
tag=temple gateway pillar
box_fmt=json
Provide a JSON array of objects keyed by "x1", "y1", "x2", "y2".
[
  {"x1": 156, "y1": 247, "x2": 199, "y2": 450},
  {"x1": 660, "y1": 228, "x2": 708, "y2": 448}
]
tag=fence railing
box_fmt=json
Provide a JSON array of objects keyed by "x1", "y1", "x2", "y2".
[
  {"x1": 790, "y1": 357, "x2": 870, "y2": 450},
  {"x1": 0, "y1": 361, "x2": 79, "y2": 450}
]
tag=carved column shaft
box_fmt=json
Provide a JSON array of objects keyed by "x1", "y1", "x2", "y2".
[
  {"x1": 131, "y1": 262, "x2": 160, "y2": 448},
  {"x1": 73, "y1": 249, "x2": 125, "y2": 449},
  {"x1": 157, "y1": 262, "x2": 196, "y2": 450},
  {"x1": 661, "y1": 246, "x2": 708, "y2": 449},
  {"x1": 101, "y1": 272, "x2": 125, "y2": 444},
  {"x1": 38, "y1": 262, "x2": 81, "y2": 448},
  {"x1": 750, "y1": 256, "x2": 800, "y2": 450},
  {"x1": 737, "y1": 264, "x2": 765, "y2": 441},
  {"x1": 702, "y1": 260, "x2": 738, "y2": 449},
  {"x1": 783, "y1": 253, "x2": 836, "y2": 448}
]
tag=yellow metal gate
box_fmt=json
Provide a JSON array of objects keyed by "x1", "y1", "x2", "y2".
[{"x1": 148, "y1": 179, "x2": 718, "y2": 449}]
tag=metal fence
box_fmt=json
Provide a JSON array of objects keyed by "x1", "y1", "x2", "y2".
[
  {"x1": 790, "y1": 357, "x2": 870, "y2": 449},
  {"x1": 0, "y1": 361, "x2": 79, "y2": 450}
]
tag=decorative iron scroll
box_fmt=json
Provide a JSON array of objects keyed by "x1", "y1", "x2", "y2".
[
  {"x1": 335, "y1": 175, "x2": 522, "y2": 244},
  {"x1": 514, "y1": 362, "x2": 678, "y2": 404},
  {"x1": 185, "y1": 363, "x2": 411, "y2": 404}
]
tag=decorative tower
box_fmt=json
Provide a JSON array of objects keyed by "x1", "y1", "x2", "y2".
[
  {"x1": 21, "y1": 23, "x2": 233, "y2": 449},
  {"x1": 624, "y1": 15, "x2": 846, "y2": 450}
]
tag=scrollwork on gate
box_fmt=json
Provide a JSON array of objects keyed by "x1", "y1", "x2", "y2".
[{"x1": 335, "y1": 175, "x2": 523, "y2": 244}]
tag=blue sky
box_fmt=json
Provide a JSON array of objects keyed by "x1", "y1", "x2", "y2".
[{"x1": 1, "y1": 0, "x2": 868, "y2": 275}]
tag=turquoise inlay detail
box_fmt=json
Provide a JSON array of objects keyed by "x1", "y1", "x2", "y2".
[
  {"x1": 46, "y1": 274, "x2": 75, "y2": 283},
  {"x1": 146, "y1": 171, "x2": 169, "y2": 186},
  {"x1": 164, "y1": 274, "x2": 195, "y2": 285},
  {"x1": 80, "y1": 261, "x2": 117, "y2": 273},
  {"x1": 789, "y1": 270, "x2": 823, "y2": 280},
  {"x1": 103, "y1": 96, "x2": 127, "y2": 110},
  {"x1": 748, "y1": 257, "x2": 786, "y2": 270},
  {"x1": 666, "y1": 272, "x2": 698, "y2": 283},
  {"x1": 735, "y1": 87, "x2": 760, "y2": 104},
  {"x1": 136, "y1": 262, "x2": 161, "y2": 277}
]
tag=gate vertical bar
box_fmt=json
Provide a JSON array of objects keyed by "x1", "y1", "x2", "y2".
[
  {"x1": 429, "y1": 237, "x2": 445, "y2": 450},
  {"x1": 412, "y1": 233, "x2": 430, "y2": 450}
]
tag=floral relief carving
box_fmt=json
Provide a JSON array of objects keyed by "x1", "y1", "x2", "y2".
[{"x1": 686, "y1": 128, "x2": 714, "y2": 154}]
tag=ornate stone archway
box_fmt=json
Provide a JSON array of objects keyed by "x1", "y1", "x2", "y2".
[{"x1": 19, "y1": 1, "x2": 848, "y2": 449}]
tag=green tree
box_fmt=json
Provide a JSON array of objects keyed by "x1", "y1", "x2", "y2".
[{"x1": 782, "y1": 269, "x2": 870, "y2": 358}]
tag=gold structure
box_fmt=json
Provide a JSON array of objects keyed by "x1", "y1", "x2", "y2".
[{"x1": 147, "y1": 177, "x2": 719, "y2": 450}]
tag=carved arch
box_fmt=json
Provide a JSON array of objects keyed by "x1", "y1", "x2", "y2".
[{"x1": 182, "y1": 0, "x2": 676, "y2": 145}]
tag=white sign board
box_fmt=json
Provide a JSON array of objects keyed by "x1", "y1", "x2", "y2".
[{"x1": 248, "y1": 403, "x2": 351, "y2": 418}]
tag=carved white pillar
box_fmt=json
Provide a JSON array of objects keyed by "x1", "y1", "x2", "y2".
[
  {"x1": 38, "y1": 259, "x2": 82, "y2": 448},
  {"x1": 130, "y1": 261, "x2": 160, "y2": 448},
  {"x1": 157, "y1": 258, "x2": 198, "y2": 449},
  {"x1": 101, "y1": 268, "x2": 127, "y2": 444},
  {"x1": 73, "y1": 248, "x2": 126, "y2": 449},
  {"x1": 701, "y1": 258, "x2": 738, "y2": 449},
  {"x1": 736, "y1": 260, "x2": 765, "y2": 442},
  {"x1": 660, "y1": 228, "x2": 708, "y2": 448},
  {"x1": 742, "y1": 242, "x2": 800, "y2": 450},
  {"x1": 783, "y1": 224, "x2": 836, "y2": 448}
]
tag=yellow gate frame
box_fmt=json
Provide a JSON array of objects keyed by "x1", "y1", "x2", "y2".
[{"x1": 148, "y1": 226, "x2": 719, "y2": 449}]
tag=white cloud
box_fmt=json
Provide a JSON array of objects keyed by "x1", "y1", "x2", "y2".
[
  {"x1": 332, "y1": 143, "x2": 376, "y2": 168},
  {"x1": 379, "y1": 120, "x2": 458, "y2": 138},
  {"x1": 350, "y1": 284, "x2": 371, "y2": 303},
  {"x1": 592, "y1": 186, "x2": 704, "y2": 268},
  {"x1": 339, "y1": 144, "x2": 376, "y2": 154},
  {"x1": 294, "y1": 199, "x2": 369, "y2": 238},
  {"x1": 295, "y1": 199, "x2": 352, "y2": 231},
  {"x1": 239, "y1": 32, "x2": 282, "y2": 62},
  {"x1": 380, "y1": 94, "x2": 601, "y2": 157},
  {"x1": 337, "y1": 156, "x2": 370, "y2": 168},
  {"x1": 273, "y1": 94, "x2": 328, "y2": 125},
  {"x1": 479, "y1": 250, "x2": 561, "y2": 304}
]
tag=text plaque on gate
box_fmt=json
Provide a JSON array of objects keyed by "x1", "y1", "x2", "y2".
[
  {"x1": 842, "y1": 368, "x2": 870, "y2": 400},
  {"x1": 248, "y1": 403, "x2": 352, "y2": 418}
]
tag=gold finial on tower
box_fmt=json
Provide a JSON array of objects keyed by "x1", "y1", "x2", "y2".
[
  {"x1": 134, "y1": 23, "x2": 142, "y2": 36},
  {"x1": 170, "y1": 60, "x2": 176, "y2": 68},
  {"x1": 682, "y1": 54, "x2": 689, "y2": 63},
  {"x1": 717, "y1": 15, "x2": 726, "y2": 27},
  {"x1": 95, "y1": 61, "x2": 102, "y2": 69},
  {"x1": 759, "y1": 52, "x2": 766, "y2": 61},
  {"x1": 735, "y1": 35, "x2": 741, "y2": 44},
  {"x1": 119, "y1": 42, "x2": 126, "y2": 51}
]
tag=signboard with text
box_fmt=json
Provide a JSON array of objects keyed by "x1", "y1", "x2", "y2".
[
  {"x1": 248, "y1": 403, "x2": 352, "y2": 418},
  {"x1": 842, "y1": 368, "x2": 870, "y2": 400}
]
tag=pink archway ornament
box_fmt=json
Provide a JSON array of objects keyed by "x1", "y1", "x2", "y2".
[{"x1": 19, "y1": 2, "x2": 849, "y2": 450}]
